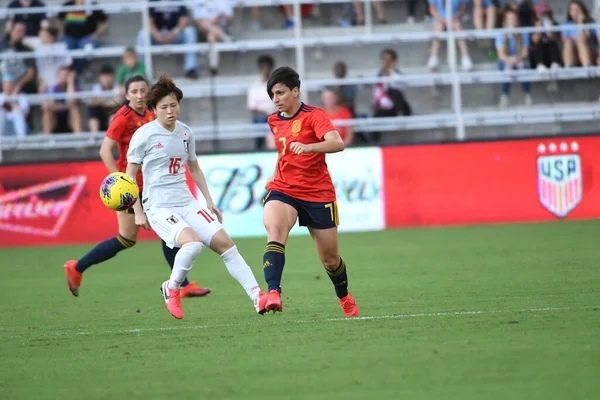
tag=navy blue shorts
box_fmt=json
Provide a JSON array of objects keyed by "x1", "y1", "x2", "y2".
[{"x1": 263, "y1": 190, "x2": 339, "y2": 230}]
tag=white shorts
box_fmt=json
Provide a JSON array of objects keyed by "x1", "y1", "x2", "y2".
[
  {"x1": 146, "y1": 201, "x2": 223, "y2": 249},
  {"x1": 192, "y1": 1, "x2": 233, "y2": 20}
]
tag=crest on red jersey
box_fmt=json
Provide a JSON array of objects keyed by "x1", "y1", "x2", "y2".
[{"x1": 291, "y1": 120, "x2": 302, "y2": 136}]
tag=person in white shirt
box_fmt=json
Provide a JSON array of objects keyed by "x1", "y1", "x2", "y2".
[
  {"x1": 126, "y1": 74, "x2": 266, "y2": 319},
  {"x1": 247, "y1": 54, "x2": 277, "y2": 149},
  {"x1": 35, "y1": 26, "x2": 72, "y2": 94}
]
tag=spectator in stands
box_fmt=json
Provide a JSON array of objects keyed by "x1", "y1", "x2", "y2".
[
  {"x1": 1, "y1": 22, "x2": 37, "y2": 98},
  {"x1": 252, "y1": 6, "x2": 262, "y2": 31},
  {"x1": 36, "y1": 26, "x2": 72, "y2": 94},
  {"x1": 116, "y1": 47, "x2": 147, "y2": 93},
  {"x1": 561, "y1": 0, "x2": 595, "y2": 68},
  {"x1": 372, "y1": 49, "x2": 411, "y2": 142},
  {"x1": 41, "y1": 66, "x2": 82, "y2": 134},
  {"x1": 407, "y1": 0, "x2": 430, "y2": 23},
  {"x1": 193, "y1": 0, "x2": 233, "y2": 42},
  {"x1": 88, "y1": 64, "x2": 117, "y2": 134},
  {"x1": 427, "y1": 0, "x2": 473, "y2": 71},
  {"x1": 496, "y1": 7, "x2": 532, "y2": 108},
  {"x1": 473, "y1": 1, "x2": 498, "y2": 31},
  {"x1": 137, "y1": 0, "x2": 199, "y2": 79},
  {"x1": 5, "y1": 0, "x2": 48, "y2": 49},
  {"x1": 332, "y1": 61, "x2": 358, "y2": 115},
  {"x1": 58, "y1": 0, "x2": 109, "y2": 74},
  {"x1": 247, "y1": 54, "x2": 277, "y2": 150},
  {"x1": 277, "y1": 5, "x2": 315, "y2": 29},
  {"x1": 352, "y1": 1, "x2": 386, "y2": 25},
  {"x1": 0, "y1": 94, "x2": 30, "y2": 137},
  {"x1": 322, "y1": 88, "x2": 354, "y2": 145},
  {"x1": 530, "y1": 1, "x2": 561, "y2": 72}
]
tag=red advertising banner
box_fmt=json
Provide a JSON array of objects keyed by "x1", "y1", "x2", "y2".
[
  {"x1": 382, "y1": 136, "x2": 600, "y2": 227},
  {"x1": 0, "y1": 161, "x2": 159, "y2": 248}
]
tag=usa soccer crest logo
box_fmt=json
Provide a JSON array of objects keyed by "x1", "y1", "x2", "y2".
[{"x1": 537, "y1": 141, "x2": 582, "y2": 218}]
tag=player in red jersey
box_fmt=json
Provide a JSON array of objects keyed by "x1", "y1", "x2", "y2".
[
  {"x1": 261, "y1": 67, "x2": 359, "y2": 317},
  {"x1": 64, "y1": 75, "x2": 209, "y2": 298}
]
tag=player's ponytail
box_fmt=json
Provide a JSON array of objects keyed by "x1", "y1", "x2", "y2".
[{"x1": 146, "y1": 73, "x2": 184, "y2": 110}]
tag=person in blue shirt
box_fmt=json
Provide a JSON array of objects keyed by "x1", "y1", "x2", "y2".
[
  {"x1": 427, "y1": 0, "x2": 473, "y2": 71},
  {"x1": 561, "y1": 0, "x2": 594, "y2": 67},
  {"x1": 473, "y1": 0, "x2": 498, "y2": 31},
  {"x1": 496, "y1": 7, "x2": 531, "y2": 108}
]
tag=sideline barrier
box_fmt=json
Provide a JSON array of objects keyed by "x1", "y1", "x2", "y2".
[{"x1": 1, "y1": 139, "x2": 598, "y2": 248}]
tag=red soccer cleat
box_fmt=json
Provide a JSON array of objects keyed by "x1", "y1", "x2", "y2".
[
  {"x1": 265, "y1": 290, "x2": 283, "y2": 313},
  {"x1": 64, "y1": 260, "x2": 82, "y2": 297},
  {"x1": 338, "y1": 293, "x2": 359, "y2": 317},
  {"x1": 180, "y1": 281, "x2": 211, "y2": 298},
  {"x1": 256, "y1": 291, "x2": 269, "y2": 314},
  {"x1": 161, "y1": 281, "x2": 183, "y2": 319}
]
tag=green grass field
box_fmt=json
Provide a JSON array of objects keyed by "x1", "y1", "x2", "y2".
[{"x1": 1, "y1": 221, "x2": 599, "y2": 400}]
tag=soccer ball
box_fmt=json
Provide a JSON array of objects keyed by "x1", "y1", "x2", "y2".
[{"x1": 99, "y1": 172, "x2": 139, "y2": 211}]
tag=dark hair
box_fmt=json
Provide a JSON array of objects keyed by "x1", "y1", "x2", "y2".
[
  {"x1": 100, "y1": 64, "x2": 115, "y2": 75},
  {"x1": 124, "y1": 74, "x2": 147, "y2": 94},
  {"x1": 266, "y1": 67, "x2": 301, "y2": 99},
  {"x1": 381, "y1": 48, "x2": 397, "y2": 62},
  {"x1": 146, "y1": 73, "x2": 183, "y2": 110},
  {"x1": 45, "y1": 26, "x2": 59, "y2": 39},
  {"x1": 257, "y1": 54, "x2": 275, "y2": 69},
  {"x1": 333, "y1": 61, "x2": 347, "y2": 78},
  {"x1": 124, "y1": 46, "x2": 137, "y2": 56},
  {"x1": 566, "y1": 0, "x2": 593, "y2": 23}
]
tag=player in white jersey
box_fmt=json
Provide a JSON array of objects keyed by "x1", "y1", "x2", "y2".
[{"x1": 126, "y1": 74, "x2": 267, "y2": 319}]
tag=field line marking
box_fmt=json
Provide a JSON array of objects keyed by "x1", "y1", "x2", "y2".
[{"x1": 2, "y1": 305, "x2": 598, "y2": 340}]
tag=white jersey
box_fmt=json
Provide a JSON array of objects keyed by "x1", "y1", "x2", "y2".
[{"x1": 127, "y1": 119, "x2": 197, "y2": 211}]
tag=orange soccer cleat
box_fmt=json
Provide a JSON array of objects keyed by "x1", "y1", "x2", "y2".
[
  {"x1": 338, "y1": 293, "x2": 359, "y2": 317},
  {"x1": 64, "y1": 260, "x2": 83, "y2": 297},
  {"x1": 257, "y1": 291, "x2": 269, "y2": 314},
  {"x1": 161, "y1": 281, "x2": 183, "y2": 319},
  {"x1": 265, "y1": 289, "x2": 283, "y2": 313},
  {"x1": 180, "y1": 281, "x2": 211, "y2": 298}
]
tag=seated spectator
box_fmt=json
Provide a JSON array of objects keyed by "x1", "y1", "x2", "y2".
[
  {"x1": 252, "y1": 6, "x2": 262, "y2": 31},
  {"x1": 88, "y1": 64, "x2": 117, "y2": 134},
  {"x1": 137, "y1": 0, "x2": 199, "y2": 79},
  {"x1": 561, "y1": 0, "x2": 595, "y2": 67},
  {"x1": 332, "y1": 61, "x2": 358, "y2": 115},
  {"x1": 474, "y1": 0, "x2": 498, "y2": 31},
  {"x1": 353, "y1": 1, "x2": 386, "y2": 24},
  {"x1": 247, "y1": 54, "x2": 277, "y2": 150},
  {"x1": 500, "y1": 0, "x2": 536, "y2": 27},
  {"x1": 116, "y1": 47, "x2": 147, "y2": 93},
  {"x1": 58, "y1": 0, "x2": 109, "y2": 74},
  {"x1": 372, "y1": 49, "x2": 411, "y2": 142},
  {"x1": 530, "y1": 1, "x2": 561, "y2": 71},
  {"x1": 0, "y1": 94, "x2": 30, "y2": 137},
  {"x1": 192, "y1": 0, "x2": 233, "y2": 42},
  {"x1": 407, "y1": 0, "x2": 430, "y2": 23},
  {"x1": 5, "y1": 0, "x2": 48, "y2": 49},
  {"x1": 36, "y1": 26, "x2": 72, "y2": 94},
  {"x1": 42, "y1": 66, "x2": 82, "y2": 134},
  {"x1": 277, "y1": 4, "x2": 313, "y2": 29},
  {"x1": 427, "y1": 0, "x2": 473, "y2": 71},
  {"x1": 1, "y1": 22, "x2": 37, "y2": 98},
  {"x1": 496, "y1": 7, "x2": 532, "y2": 108},
  {"x1": 322, "y1": 88, "x2": 353, "y2": 145}
]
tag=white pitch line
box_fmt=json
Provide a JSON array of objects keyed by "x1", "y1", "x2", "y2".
[{"x1": 1, "y1": 305, "x2": 597, "y2": 340}]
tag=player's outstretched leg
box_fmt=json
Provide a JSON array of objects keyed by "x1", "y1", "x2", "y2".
[
  {"x1": 161, "y1": 240, "x2": 210, "y2": 298},
  {"x1": 309, "y1": 227, "x2": 359, "y2": 317},
  {"x1": 208, "y1": 230, "x2": 266, "y2": 313},
  {"x1": 161, "y1": 228, "x2": 203, "y2": 319},
  {"x1": 262, "y1": 199, "x2": 298, "y2": 313}
]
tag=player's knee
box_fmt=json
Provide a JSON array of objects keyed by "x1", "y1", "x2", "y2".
[
  {"x1": 181, "y1": 241, "x2": 203, "y2": 258},
  {"x1": 117, "y1": 234, "x2": 136, "y2": 249},
  {"x1": 264, "y1": 224, "x2": 288, "y2": 244},
  {"x1": 208, "y1": 229, "x2": 234, "y2": 254},
  {"x1": 321, "y1": 254, "x2": 341, "y2": 271},
  {"x1": 177, "y1": 227, "x2": 201, "y2": 246}
]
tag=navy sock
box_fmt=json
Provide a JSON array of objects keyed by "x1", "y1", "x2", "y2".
[
  {"x1": 263, "y1": 241, "x2": 285, "y2": 292},
  {"x1": 161, "y1": 240, "x2": 188, "y2": 287},
  {"x1": 76, "y1": 235, "x2": 135, "y2": 273},
  {"x1": 326, "y1": 257, "x2": 349, "y2": 299}
]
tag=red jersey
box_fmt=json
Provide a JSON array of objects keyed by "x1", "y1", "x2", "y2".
[
  {"x1": 105, "y1": 105, "x2": 155, "y2": 191},
  {"x1": 325, "y1": 106, "x2": 353, "y2": 142},
  {"x1": 267, "y1": 103, "x2": 337, "y2": 202}
]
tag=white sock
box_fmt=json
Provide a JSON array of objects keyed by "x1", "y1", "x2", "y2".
[
  {"x1": 168, "y1": 242, "x2": 203, "y2": 291},
  {"x1": 221, "y1": 245, "x2": 260, "y2": 303}
]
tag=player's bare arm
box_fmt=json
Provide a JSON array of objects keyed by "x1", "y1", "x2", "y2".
[
  {"x1": 99, "y1": 137, "x2": 119, "y2": 173},
  {"x1": 125, "y1": 162, "x2": 149, "y2": 230},
  {"x1": 289, "y1": 130, "x2": 345, "y2": 155},
  {"x1": 187, "y1": 159, "x2": 223, "y2": 223}
]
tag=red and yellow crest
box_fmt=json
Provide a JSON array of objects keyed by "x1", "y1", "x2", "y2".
[{"x1": 292, "y1": 120, "x2": 302, "y2": 136}]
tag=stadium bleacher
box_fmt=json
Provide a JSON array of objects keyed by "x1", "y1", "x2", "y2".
[{"x1": 1, "y1": 0, "x2": 600, "y2": 163}]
